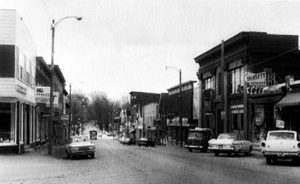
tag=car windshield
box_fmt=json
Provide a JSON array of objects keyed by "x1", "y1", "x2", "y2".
[
  {"x1": 72, "y1": 136, "x2": 89, "y2": 143},
  {"x1": 217, "y1": 133, "x2": 237, "y2": 140},
  {"x1": 268, "y1": 132, "x2": 295, "y2": 140},
  {"x1": 188, "y1": 132, "x2": 210, "y2": 139}
]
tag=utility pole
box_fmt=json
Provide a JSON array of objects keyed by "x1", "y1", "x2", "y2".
[
  {"x1": 49, "y1": 19, "x2": 55, "y2": 155},
  {"x1": 179, "y1": 69, "x2": 183, "y2": 147},
  {"x1": 68, "y1": 83, "x2": 72, "y2": 139}
]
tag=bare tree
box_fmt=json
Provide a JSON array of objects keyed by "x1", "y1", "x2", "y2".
[{"x1": 71, "y1": 93, "x2": 89, "y2": 134}]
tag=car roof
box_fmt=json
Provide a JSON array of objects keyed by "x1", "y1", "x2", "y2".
[
  {"x1": 72, "y1": 135, "x2": 89, "y2": 139},
  {"x1": 191, "y1": 128, "x2": 211, "y2": 132},
  {"x1": 268, "y1": 130, "x2": 297, "y2": 133}
]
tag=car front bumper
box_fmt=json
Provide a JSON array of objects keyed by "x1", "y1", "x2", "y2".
[
  {"x1": 208, "y1": 147, "x2": 235, "y2": 152},
  {"x1": 262, "y1": 151, "x2": 300, "y2": 158},
  {"x1": 66, "y1": 150, "x2": 95, "y2": 156}
]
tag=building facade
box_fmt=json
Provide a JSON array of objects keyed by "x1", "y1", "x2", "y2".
[
  {"x1": 164, "y1": 81, "x2": 198, "y2": 144},
  {"x1": 35, "y1": 57, "x2": 51, "y2": 146},
  {"x1": 129, "y1": 91, "x2": 160, "y2": 142},
  {"x1": 0, "y1": 10, "x2": 37, "y2": 153},
  {"x1": 195, "y1": 31, "x2": 300, "y2": 143}
]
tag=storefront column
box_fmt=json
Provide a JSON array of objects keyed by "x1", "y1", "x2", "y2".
[{"x1": 198, "y1": 79, "x2": 203, "y2": 128}]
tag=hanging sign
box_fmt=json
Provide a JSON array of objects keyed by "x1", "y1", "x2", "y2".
[{"x1": 276, "y1": 119, "x2": 285, "y2": 129}]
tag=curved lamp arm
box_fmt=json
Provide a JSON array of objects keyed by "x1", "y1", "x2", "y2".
[{"x1": 51, "y1": 16, "x2": 82, "y2": 29}]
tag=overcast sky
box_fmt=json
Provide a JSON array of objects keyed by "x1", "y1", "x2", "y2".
[{"x1": 1, "y1": 0, "x2": 300, "y2": 100}]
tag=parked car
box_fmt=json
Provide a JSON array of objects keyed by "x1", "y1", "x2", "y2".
[
  {"x1": 261, "y1": 130, "x2": 300, "y2": 164},
  {"x1": 65, "y1": 135, "x2": 95, "y2": 159},
  {"x1": 89, "y1": 130, "x2": 98, "y2": 140},
  {"x1": 185, "y1": 127, "x2": 211, "y2": 152},
  {"x1": 136, "y1": 137, "x2": 155, "y2": 147},
  {"x1": 208, "y1": 133, "x2": 252, "y2": 156}
]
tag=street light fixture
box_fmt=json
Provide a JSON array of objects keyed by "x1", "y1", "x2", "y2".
[
  {"x1": 49, "y1": 16, "x2": 82, "y2": 155},
  {"x1": 165, "y1": 66, "x2": 183, "y2": 147}
]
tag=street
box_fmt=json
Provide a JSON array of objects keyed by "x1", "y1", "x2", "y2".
[{"x1": 1, "y1": 139, "x2": 300, "y2": 184}]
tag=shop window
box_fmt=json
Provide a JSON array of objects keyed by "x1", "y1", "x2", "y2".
[
  {"x1": 0, "y1": 103, "x2": 16, "y2": 144},
  {"x1": 229, "y1": 67, "x2": 244, "y2": 94}
]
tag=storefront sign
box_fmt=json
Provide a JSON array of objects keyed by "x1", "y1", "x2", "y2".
[
  {"x1": 16, "y1": 85, "x2": 27, "y2": 95},
  {"x1": 36, "y1": 86, "x2": 50, "y2": 103},
  {"x1": 276, "y1": 119, "x2": 285, "y2": 129},
  {"x1": 61, "y1": 114, "x2": 69, "y2": 121},
  {"x1": 246, "y1": 72, "x2": 267, "y2": 88},
  {"x1": 43, "y1": 92, "x2": 60, "y2": 108},
  {"x1": 255, "y1": 107, "x2": 264, "y2": 126}
]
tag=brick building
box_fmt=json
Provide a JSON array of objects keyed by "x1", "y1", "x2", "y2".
[{"x1": 195, "y1": 31, "x2": 300, "y2": 143}]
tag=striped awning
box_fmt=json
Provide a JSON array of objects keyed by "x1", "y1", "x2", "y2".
[{"x1": 276, "y1": 92, "x2": 300, "y2": 107}]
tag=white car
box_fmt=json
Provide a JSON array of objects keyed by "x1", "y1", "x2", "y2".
[
  {"x1": 208, "y1": 133, "x2": 252, "y2": 156},
  {"x1": 261, "y1": 130, "x2": 300, "y2": 164},
  {"x1": 65, "y1": 135, "x2": 95, "y2": 159}
]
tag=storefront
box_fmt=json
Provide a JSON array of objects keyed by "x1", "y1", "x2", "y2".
[
  {"x1": 275, "y1": 89, "x2": 300, "y2": 132},
  {"x1": 0, "y1": 100, "x2": 36, "y2": 154},
  {"x1": 250, "y1": 87, "x2": 284, "y2": 150}
]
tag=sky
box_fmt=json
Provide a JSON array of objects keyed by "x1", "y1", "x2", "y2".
[{"x1": 1, "y1": 0, "x2": 300, "y2": 100}]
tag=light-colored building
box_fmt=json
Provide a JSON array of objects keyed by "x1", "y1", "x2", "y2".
[{"x1": 0, "y1": 9, "x2": 37, "y2": 153}]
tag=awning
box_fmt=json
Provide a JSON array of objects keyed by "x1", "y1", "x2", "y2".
[{"x1": 276, "y1": 92, "x2": 300, "y2": 107}]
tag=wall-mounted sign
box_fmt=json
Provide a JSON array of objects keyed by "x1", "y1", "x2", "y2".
[
  {"x1": 16, "y1": 85, "x2": 27, "y2": 95},
  {"x1": 276, "y1": 119, "x2": 285, "y2": 129},
  {"x1": 246, "y1": 72, "x2": 267, "y2": 88},
  {"x1": 36, "y1": 86, "x2": 50, "y2": 103}
]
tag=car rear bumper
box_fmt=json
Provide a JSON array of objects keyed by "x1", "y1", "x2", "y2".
[{"x1": 185, "y1": 145, "x2": 204, "y2": 149}]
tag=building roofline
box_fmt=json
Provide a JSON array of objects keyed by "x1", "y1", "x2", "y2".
[
  {"x1": 167, "y1": 80, "x2": 197, "y2": 91},
  {"x1": 129, "y1": 91, "x2": 160, "y2": 95},
  {"x1": 194, "y1": 31, "x2": 298, "y2": 64}
]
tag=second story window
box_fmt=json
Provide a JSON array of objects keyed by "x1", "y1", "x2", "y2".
[
  {"x1": 229, "y1": 67, "x2": 244, "y2": 94},
  {"x1": 204, "y1": 77, "x2": 215, "y2": 90}
]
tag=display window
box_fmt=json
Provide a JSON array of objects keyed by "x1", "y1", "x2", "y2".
[{"x1": 0, "y1": 103, "x2": 16, "y2": 145}]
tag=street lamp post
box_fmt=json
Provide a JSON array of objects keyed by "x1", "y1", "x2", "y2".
[
  {"x1": 165, "y1": 66, "x2": 183, "y2": 147},
  {"x1": 49, "y1": 16, "x2": 82, "y2": 155}
]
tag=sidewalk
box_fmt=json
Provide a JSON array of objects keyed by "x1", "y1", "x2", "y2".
[{"x1": 28, "y1": 144, "x2": 66, "y2": 158}]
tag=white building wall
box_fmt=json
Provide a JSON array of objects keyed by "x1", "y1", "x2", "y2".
[
  {"x1": 0, "y1": 9, "x2": 36, "y2": 104},
  {"x1": 0, "y1": 9, "x2": 16, "y2": 45},
  {"x1": 143, "y1": 103, "x2": 158, "y2": 128}
]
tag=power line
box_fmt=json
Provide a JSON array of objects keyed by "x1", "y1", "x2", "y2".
[{"x1": 248, "y1": 46, "x2": 299, "y2": 69}]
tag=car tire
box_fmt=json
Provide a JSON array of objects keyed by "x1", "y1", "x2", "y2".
[
  {"x1": 214, "y1": 152, "x2": 219, "y2": 156},
  {"x1": 266, "y1": 157, "x2": 272, "y2": 164},
  {"x1": 235, "y1": 151, "x2": 239, "y2": 156},
  {"x1": 66, "y1": 154, "x2": 70, "y2": 159},
  {"x1": 201, "y1": 148, "x2": 208, "y2": 153},
  {"x1": 189, "y1": 148, "x2": 193, "y2": 152},
  {"x1": 266, "y1": 157, "x2": 276, "y2": 164},
  {"x1": 91, "y1": 154, "x2": 95, "y2": 159},
  {"x1": 246, "y1": 146, "x2": 252, "y2": 156}
]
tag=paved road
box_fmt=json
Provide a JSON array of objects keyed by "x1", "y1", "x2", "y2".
[{"x1": 1, "y1": 139, "x2": 300, "y2": 184}]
